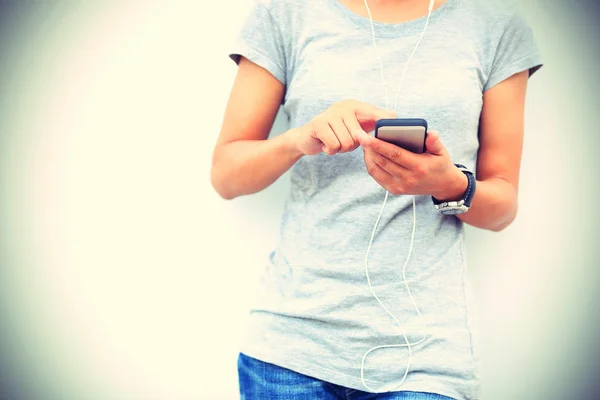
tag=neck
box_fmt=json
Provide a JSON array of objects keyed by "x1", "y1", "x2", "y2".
[
  {"x1": 340, "y1": 0, "x2": 442, "y2": 24},
  {"x1": 367, "y1": 0, "x2": 435, "y2": 6}
]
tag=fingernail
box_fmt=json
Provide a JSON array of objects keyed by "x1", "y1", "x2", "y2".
[{"x1": 358, "y1": 132, "x2": 371, "y2": 145}]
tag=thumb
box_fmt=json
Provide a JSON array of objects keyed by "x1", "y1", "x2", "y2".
[{"x1": 425, "y1": 130, "x2": 446, "y2": 155}]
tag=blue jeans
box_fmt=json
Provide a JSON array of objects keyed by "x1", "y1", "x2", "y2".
[{"x1": 238, "y1": 353, "x2": 456, "y2": 400}]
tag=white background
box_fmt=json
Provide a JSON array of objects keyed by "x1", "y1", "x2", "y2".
[{"x1": 0, "y1": 1, "x2": 598, "y2": 399}]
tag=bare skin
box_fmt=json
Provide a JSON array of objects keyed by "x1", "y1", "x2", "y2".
[
  {"x1": 338, "y1": 0, "x2": 447, "y2": 24},
  {"x1": 211, "y1": 1, "x2": 530, "y2": 232}
]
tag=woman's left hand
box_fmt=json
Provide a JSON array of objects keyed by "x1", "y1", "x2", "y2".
[{"x1": 355, "y1": 129, "x2": 467, "y2": 201}]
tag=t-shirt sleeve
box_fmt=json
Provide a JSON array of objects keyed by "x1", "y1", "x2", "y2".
[
  {"x1": 483, "y1": 10, "x2": 543, "y2": 92},
  {"x1": 229, "y1": 0, "x2": 287, "y2": 85}
]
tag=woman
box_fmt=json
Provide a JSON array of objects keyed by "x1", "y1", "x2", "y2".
[{"x1": 211, "y1": 0, "x2": 542, "y2": 398}]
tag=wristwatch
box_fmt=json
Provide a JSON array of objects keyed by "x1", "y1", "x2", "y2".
[{"x1": 432, "y1": 164, "x2": 476, "y2": 215}]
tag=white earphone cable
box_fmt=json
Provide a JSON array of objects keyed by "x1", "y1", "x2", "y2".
[{"x1": 360, "y1": 0, "x2": 435, "y2": 393}]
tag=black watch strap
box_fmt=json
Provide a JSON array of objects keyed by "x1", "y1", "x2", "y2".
[{"x1": 431, "y1": 164, "x2": 476, "y2": 214}]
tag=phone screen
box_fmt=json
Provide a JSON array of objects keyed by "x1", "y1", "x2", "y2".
[{"x1": 375, "y1": 125, "x2": 427, "y2": 154}]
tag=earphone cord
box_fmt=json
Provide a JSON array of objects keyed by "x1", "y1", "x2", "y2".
[{"x1": 360, "y1": 0, "x2": 435, "y2": 393}]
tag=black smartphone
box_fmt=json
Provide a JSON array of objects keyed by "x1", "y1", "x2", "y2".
[{"x1": 374, "y1": 118, "x2": 428, "y2": 154}]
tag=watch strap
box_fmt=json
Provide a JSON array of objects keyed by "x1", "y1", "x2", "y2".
[{"x1": 432, "y1": 164, "x2": 476, "y2": 214}]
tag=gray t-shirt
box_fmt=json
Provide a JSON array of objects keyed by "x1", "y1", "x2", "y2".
[{"x1": 229, "y1": 0, "x2": 542, "y2": 398}]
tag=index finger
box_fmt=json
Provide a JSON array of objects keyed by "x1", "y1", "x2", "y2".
[
  {"x1": 355, "y1": 102, "x2": 395, "y2": 120},
  {"x1": 354, "y1": 103, "x2": 395, "y2": 133}
]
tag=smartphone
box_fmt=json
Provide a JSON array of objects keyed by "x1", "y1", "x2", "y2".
[{"x1": 374, "y1": 118, "x2": 428, "y2": 154}]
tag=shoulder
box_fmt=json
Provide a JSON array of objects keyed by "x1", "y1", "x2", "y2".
[
  {"x1": 247, "y1": 0, "x2": 325, "y2": 47},
  {"x1": 453, "y1": 0, "x2": 535, "y2": 56},
  {"x1": 453, "y1": 0, "x2": 525, "y2": 34},
  {"x1": 252, "y1": 0, "x2": 308, "y2": 19},
  {"x1": 458, "y1": 0, "x2": 527, "y2": 33},
  {"x1": 461, "y1": 0, "x2": 522, "y2": 18},
  {"x1": 251, "y1": 0, "x2": 329, "y2": 29}
]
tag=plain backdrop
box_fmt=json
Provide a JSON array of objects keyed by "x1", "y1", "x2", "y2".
[{"x1": 0, "y1": 1, "x2": 599, "y2": 399}]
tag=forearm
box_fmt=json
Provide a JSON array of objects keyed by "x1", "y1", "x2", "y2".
[
  {"x1": 211, "y1": 128, "x2": 304, "y2": 200},
  {"x1": 456, "y1": 177, "x2": 518, "y2": 231},
  {"x1": 431, "y1": 164, "x2": 518, "y2": 231}
]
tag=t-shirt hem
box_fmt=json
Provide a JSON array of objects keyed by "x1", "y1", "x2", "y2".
[
  {"x1": 483, "y1": 54, "x2": 544, "y2": 92},
  {"x1": 229, "y1": 44, "x2": 286, "y2": 85},
  {"x1": 239, "y1": 345, "x2": 473, "y2": 400}
]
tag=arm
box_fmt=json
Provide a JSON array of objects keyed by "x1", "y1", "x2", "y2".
[
  {"x1": 453, "y1": 70, "x2": 529, "y2": 231},
  {"x1": 211, "y1": 57, "x2": 301, "y2": 200},
  {"x1": 212, "y1": 57, "x2": 395, "y2": 200},
  {"x1": 357, "y1": 70, "x2": 530, "y2": 232}
]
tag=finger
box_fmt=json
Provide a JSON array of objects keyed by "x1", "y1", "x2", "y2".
[
  {"x1": 328, "y1": 118, "x2": 356, "y2": 152},
  {"x1": 313, "y1": 120, "x2": 340, "y2": 155},
  {"x1": 424, "y1": 130, "x2": 446, "y2": 156},
  {"x1": 371, "y1": 151, "x2": 409, "y2": 177},
  {"x1": 355, "y1": 103, "x2": 396, "y2": 133},
  {"x1": 368, "y1": 161, "x2": 397, "y2": 193},
  {"x1": 342, "y1": 112, "x2": 365, "y2": 142},
  {"x1": 356, "y1": 103, "x2": 396, "y2": 120},
  {"x1": 358, "y1": 133, "x2": 420, "y2": 170},
  {"x1": 365, "y1": 149, "x2": 394, "y2": 183}
]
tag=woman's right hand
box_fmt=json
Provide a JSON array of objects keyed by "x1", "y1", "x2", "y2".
[{"x1": 290, "y1": 100, "x2": 395, "y2": 156}]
